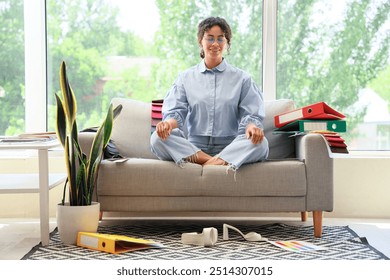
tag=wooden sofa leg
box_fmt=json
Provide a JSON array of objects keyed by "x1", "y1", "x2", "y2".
[
  {"x1": 99, "y1": 211, "x2": 103, "y2": 221},
  {"x1": 301, "y1": 211, "x2": 308, "y2": 222},
  {"x1": 313, "y1": 211, "x2": 323, "y2": 238}
]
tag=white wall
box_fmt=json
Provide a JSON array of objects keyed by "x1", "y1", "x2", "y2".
[
  {"x1": 0, "y1": 155, "x2": 65, "y2": 218},
  {"x1": 329, "y1": 156, "x2": 390, "y2": 219},
  {"x1": 0, "y1": 155, "x2": 389, "y2": 219}
]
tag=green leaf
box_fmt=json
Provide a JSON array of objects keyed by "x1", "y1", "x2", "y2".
[
  {"x1": 61, "y1": 177, "x2": 68, "y2": 206},
  {"x1": 59, "y1": 61, "x2": 77, "y2": 125},
  {"x1": 54, "y1": 93, "x2": 67, "y2": 147},
  {"x1": 103, "y1": 104, "x2": 114, "y2": 148},
  {"x1": 113, "y1": 104, "x2": 123, "y2": 120},
  {"x1": 87, "y1": 153, "x2": 103, "y2": 203},
  {"x1": 86, "y1": 124, "x2": 104, "y2": 190},
  {"x1": 76, "y1": 160, "x2": 87, "y2": 205},
  {"x1": 63, "y1": 136, "x2": 75, "y2": 205},
  {"x1": 69, "y1": 121, "x2": 78, "y2": 206}
]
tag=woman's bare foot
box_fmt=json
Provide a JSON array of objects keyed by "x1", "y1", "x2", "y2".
[
  {"x1": 185, "y1": 151, "x2": 212, "y2": 165},
  {"x1": 203, "y1": 156, "x2": 228, "y2": 166}
]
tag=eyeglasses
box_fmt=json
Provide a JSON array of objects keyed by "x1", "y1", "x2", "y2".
[{"x1": 203, "y1": 36, "x2": 226, "y2": 44}]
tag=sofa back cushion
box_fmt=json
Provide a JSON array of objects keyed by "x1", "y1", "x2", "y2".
[
  {"x1": 110, "y1": 98, "x2": 296, "y2": 159},
  {"x1": 264, "y1": 99, "x2": 296, "y2": 159},
  {"x1": 111, "y1": 98, "x2": 158, "y2": 159}
]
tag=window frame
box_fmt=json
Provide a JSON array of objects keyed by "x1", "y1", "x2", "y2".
[
  {"x1": 262, "y1": 0, "x2": 277, "y2": 101},
  {"x1": 24, "y1": 0, "x2": 47, "y2": 133}
]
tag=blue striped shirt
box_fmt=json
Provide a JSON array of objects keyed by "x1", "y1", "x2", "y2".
[{"x1": 162, "y1": 59, "x2": 265, "y2": 137}]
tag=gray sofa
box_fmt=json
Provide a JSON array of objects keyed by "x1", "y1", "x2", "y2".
[{"x1": 79, "y1": 98, "x2": 333, "y2": 237}]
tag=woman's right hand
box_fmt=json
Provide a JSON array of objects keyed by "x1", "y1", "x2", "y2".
[{"x1": 156, "y1": 121, "x2": 173, "y2": 141}]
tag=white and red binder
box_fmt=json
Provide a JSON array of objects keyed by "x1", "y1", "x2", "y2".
[{"x1": 274, "y1": 101, "x2": 345, "y2": 128}]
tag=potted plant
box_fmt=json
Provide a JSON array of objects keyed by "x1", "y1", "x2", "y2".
[{"x1": 55, "y1": 61, "x2": 122, "y2": 245}]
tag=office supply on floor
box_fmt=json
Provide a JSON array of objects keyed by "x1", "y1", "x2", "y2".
[{"x1": 77, "y1": 232, "x2": 164, "y2": 254}]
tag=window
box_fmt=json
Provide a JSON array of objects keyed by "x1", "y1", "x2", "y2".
[
  {"x1": 3, "y1": 0, "x2": 389, "y2": 151},
  {"x1": 46, "y1": 0, "x2": 263, "y2": 131},
  {"x1": 277, "y1": 0, "x2": 390, "y2": 150}
]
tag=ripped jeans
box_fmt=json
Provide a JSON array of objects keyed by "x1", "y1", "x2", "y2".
[{"x1": 150, "y1": 129, "x2": 269, "y2": 170}]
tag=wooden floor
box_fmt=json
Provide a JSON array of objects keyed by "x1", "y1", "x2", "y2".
[{"x1": 0, "y1": 217, "x2": 389, "y2": 260}]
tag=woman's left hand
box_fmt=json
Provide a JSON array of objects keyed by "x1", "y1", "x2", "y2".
[{"x1": 246, "y1": 124, "x2": 264, "y2": 144}]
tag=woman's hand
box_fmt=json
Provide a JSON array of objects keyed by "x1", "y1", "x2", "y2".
[
  {"x1": 156, "y1": 120, "x2": 173, "y2": 141},
  {"x1": 246, "y1": 123, "x2": 264, "y2": 144}
]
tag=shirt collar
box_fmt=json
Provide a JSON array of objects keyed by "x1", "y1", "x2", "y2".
[{"x1": 199, "y1": 58, "x2": 227, "y2": 73}]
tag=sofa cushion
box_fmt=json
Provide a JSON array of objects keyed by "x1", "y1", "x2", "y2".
[
  {"x1": 264, "y1": 99, "x2": 296, "y2": 159},
  {"x1": 111, "y1": 98, "x2": 158, "y2": 159},
  {"x1": 97, "y1": 159, "x2": 306, "y2": 197}
]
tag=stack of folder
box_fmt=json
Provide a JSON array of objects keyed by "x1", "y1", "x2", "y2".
[
  {"x1": 309, "y1": 131, "x2": 349, "y2": 153},
  {"x1": 151, "y1": 99, "x2": 163, "y2": 134},
  {"x1": 274, "y1": 101, "x2": 348, "y2": 153}
]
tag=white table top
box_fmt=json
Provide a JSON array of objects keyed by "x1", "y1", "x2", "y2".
[{"x1": 0, "y1": 138, "x2": 61, "y2": 150}]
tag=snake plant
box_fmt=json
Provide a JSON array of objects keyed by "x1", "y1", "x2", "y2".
[{"x1": 55, "y1": 61, "x2": 122, "y2": 206}]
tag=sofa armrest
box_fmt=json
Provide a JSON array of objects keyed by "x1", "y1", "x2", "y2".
[
  {"x1": 296, "y1": 134, "x2": 334, "y2": 212},
  {"x1": 78, "y1": 132, "x2": 96, "y2": 159}
]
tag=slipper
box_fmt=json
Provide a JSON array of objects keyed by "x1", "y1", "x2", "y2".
[
  {"x1": 223, "y1": 224, "x2": 268, "y2": 242},
  {"x1": 181, "y1": 227, "x2": 218, "y2": 247}
]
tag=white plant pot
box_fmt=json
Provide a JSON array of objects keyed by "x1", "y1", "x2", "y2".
[{"x1": 56, "y1": 202, "x2": 100, "y2": 245}]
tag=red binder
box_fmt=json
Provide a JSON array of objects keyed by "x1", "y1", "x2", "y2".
[
  {"x1": 274, "y1": 102, "x2": 345, "y2": 128},
  {"x1": 152, "y1": 99, "x2": 163, "y2": 106},
  {"x1": 327, "y1": 140, "x2": 347, "y2": 148},
  {"x1": 151, "y1": 99, "x2": 164, "y2": 131},
  {"x1": 324, "y1": 135, "x2": 345, "y2": 142},
  {"x1": 151, "y1": 118, "x2": 160, "y2": 127},
  {"x1": 152, "y1": 104, "x2": 162, "y2": 111},
  {"x1": 309, "y1": 131, "x2": 348, "y2": 153},
  {"x1": 152, "y1": 112, "x2": 162, "y2": 119},
  {"x1": 151, "y1": 99, "x2": 163, "y2": 119}
]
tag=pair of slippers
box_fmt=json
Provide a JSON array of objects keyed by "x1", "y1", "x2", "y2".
[{"x1": 181, "y1": 224, "x2": 268, "y2": 247}]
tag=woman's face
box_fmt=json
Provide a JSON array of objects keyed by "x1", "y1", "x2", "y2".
[{"x1": 200, "y1": 25, "x2": 227, "y2": 61}]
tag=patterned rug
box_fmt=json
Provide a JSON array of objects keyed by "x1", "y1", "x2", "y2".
[{"x1": 22, "y1": 223, "x2": 388, "y2": 260}]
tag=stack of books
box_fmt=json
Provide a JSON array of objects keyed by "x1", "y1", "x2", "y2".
[
  {"x1": 151, "y1": 99, "x2": 163, "y2": 134},
  {"x1": 274, "y1": 102, "x2": 348, "y2": 153}
]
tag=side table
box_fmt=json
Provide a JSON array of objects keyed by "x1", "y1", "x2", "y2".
[{"x1": 0, "y1": 139, "x2": 66, "y2": 246}]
